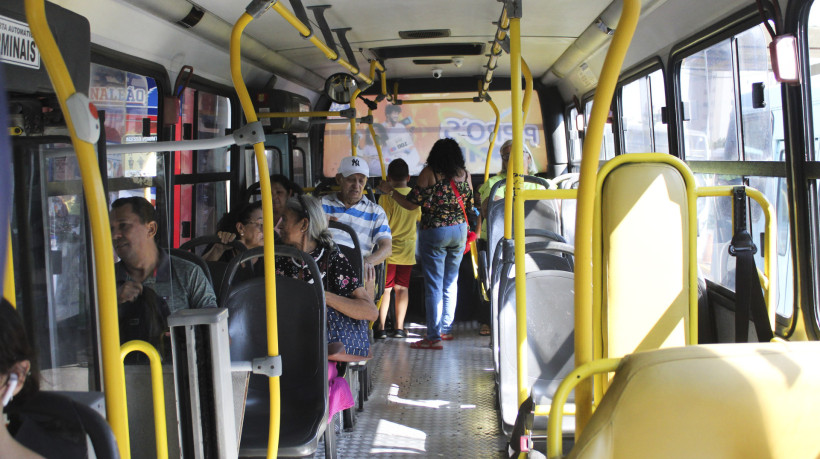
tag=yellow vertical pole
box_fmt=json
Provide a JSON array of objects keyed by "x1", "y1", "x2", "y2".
[
  {"x1": 522, "y1": 58, "x2": 532, "y2": 123},
  {"x1": 230, "y1": 12, "x2": 280, "y2": 458},
  {"x1": 368, "y1": 119, "x2": 386, "y2": 180},
  {"x1": 573, "y1": 0, "x2": 641, "y2": 436},
  {"x1": 509, "y1": 16, "x2": 529, "y2": 409},
  {"x1": 25, "y1": 1, "x2": 130, "y2": 455},
  {"x1": 350, "y1": 89, "x2": 362, "y2": 157},
  {"x1": 5, "y1": 231, "x2": 16, "y2": 307},
  {"x1": 483, "y1": 99, "x2": 501, "y2": 183}
]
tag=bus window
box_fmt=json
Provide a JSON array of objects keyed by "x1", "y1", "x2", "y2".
[
  {"x1": 584, "y1": 98, "x2": 616, "y2": 160},
  {"x1": 620, "y1": 69, "x2": 668, "y2": 154},
  {"x1": 807, "y1": 2, "x2": 820, "y2": 322},
  {"x1": 568, "y1": 106, "x2": 583, "y2": 169},
  {"x1": 678, "y1": 22, "x2": 791, "y2": 317},
  {"x1": 32, "y1": 146, "x2": 98, "y2": 392},
  {"x1": 173, "y1": 87, "x2": 232, "y2": 246}
]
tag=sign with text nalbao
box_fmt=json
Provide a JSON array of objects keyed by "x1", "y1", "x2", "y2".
[{"x1": 0, "y1": 14, "x2": 39, "y2": 70}]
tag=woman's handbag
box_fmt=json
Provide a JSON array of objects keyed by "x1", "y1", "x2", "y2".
[{"x1": 451, "y1": 179, "x2": 478, "y2": 254}]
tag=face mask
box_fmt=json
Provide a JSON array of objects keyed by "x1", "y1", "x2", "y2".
[{"x1": 2, "y1": 373, "x2": 18, "y2": 407}]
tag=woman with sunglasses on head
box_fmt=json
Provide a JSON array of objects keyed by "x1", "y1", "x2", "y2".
[
  {"x1": 275, "y1": 195, "x2": 377, "y2": 420},
  {"x1": 276, "y1": 195, "x2": 378, "y2": 356}
]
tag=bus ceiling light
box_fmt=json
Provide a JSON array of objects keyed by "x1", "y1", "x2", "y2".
[
  {"x1": 770, "y1": 34, "x2": 800, "y2": 84},
  {"x1": 575, "y1": 113, "x2": 586, "y2": 131}
]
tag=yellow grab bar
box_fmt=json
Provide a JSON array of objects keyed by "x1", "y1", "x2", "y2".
[
  {"x1": 509, "y1": 16, "x2": 530, "y2": 409},
  {"x1": 231, "y1": 11, "x2": 281, "y2": 458},
  {"x1": 522, "y1": 58, "x2": 532, "y2": 123},
  {"x1": 270, "y1": 2, "x2": 372, "y2": 84},
  {"x1": 547, "y1": 358, "x2": 621, "y2": 459},
  {"x1": 396, "y1": 97, "x2": 479, "y2": 105},
  {"x1": 367, "y1": 117, "x2": 387, "y2": 180},
  {"x1": 257, "y1": 111, "x2": 347, "y2": 118},
  {"x1": 120, "y1": 341, "x2": 168, "y2": 459},
  {"x1": 5, "y1": 230, "x2": 15, "y2": 307},
  {"x1": 697, "y1": 186, "x2": 777, "y2": 329},
  {"x1": 572, "y1": 0, "x2": 641, "y2": 435},
  {"x1": 483, "y1": 98, "x2": 501, "y2": 183},
  {"x1": 25, "y1": 0, "x2": 130, "y2": 454}
]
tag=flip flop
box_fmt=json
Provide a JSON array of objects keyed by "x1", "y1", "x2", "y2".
[
  {"x1": 410, "y1": 339, "x2": 443, "y2": 350},
  {"x1": 440, "y1": 333, "x2": 454, "y2": 341},
  {"x1": 479, "y1": 324, "x2": 491, "y2": 336}
]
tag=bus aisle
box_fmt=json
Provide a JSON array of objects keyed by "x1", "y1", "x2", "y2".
[{"x1": 319, "y1": 321, "x2": 507, "y2": 458}]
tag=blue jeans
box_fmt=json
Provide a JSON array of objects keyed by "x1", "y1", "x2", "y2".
[{"x1": 418, "y1": 223, "x2": 467, "y2": 340}]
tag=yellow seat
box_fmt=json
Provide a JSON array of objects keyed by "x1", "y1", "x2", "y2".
[{"x1": 568, "y1": 342, "x2": 820, "y2": 459}]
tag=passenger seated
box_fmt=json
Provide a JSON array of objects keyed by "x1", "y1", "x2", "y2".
[
  {"x1": 275, "y1": 195, "x2": 378, "y2": 418},
  {"x1": 1, "y1": 299, "x2": 93, "y2": 458},
  {"x1": 270, "y1": 174, "x2": 303, "y2": 235},
  {"x1": 202, "y1": 201, "x2": 265, "y2": 265},
  {"x1": 110, "y1": 197, "x2": 216, "y2": 358},
  {"x1": 321, "y1": 156, "x2": 392, "y2": 293},
  {"x1": 475, "y1": 140, "x2": 543, "y2": 336}
]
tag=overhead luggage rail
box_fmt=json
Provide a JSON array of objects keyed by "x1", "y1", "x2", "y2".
[{"x1": 25, "y1": 0, "x2": 131, "y2": 454}]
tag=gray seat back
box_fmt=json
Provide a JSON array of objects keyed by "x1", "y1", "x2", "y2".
[{"x1": 222, "y1": 246, "x2": 328, "y2": 456}]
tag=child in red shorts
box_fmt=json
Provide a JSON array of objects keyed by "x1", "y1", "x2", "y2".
[{"x1": 377, "y1": 159, "x2": 421, "y2": 338}]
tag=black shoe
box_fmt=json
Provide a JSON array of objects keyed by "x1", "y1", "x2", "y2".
[
  {"x1": 391, "y1": 329, "x2": 407, "y2": 338},
  {"x1": 375, "y1": 330, "x2": 388, "y2": 340}
]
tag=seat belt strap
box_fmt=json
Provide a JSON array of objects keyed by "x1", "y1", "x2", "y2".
[{"x1": 729, "y1": 186, "x2": 773, "y2": 343}]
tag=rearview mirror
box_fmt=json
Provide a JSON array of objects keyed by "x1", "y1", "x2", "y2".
[{"x1": 324, "y1": 73, "x2": 358, "y2": 104}]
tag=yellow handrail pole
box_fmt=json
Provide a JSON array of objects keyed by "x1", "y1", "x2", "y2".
[
  {"x1": 350, "y1": 89, "x2": 362, "y2": 157},
  {"x1": 367, "y1": 118, "x2": 387, "y2": 180},
  {"x1": 522, "y1": 58, "x2": 532, "y2": 123},
  {"x1": 121, "y1": 341, "x2": 168, "y2": 459},
  {"x1": 509, "y1": 15, "x2": 530, "y2": 410},
  {"x1": 393, "y1": 81, "x2": 399, "y2": 104},
  {"x1": 397, "y1": 98, "x2": 478, "y2": 105},
  {"x1": 230, "y1": 11, "x2": 281, "y2": 458},
  {"x1": 697, "y1": 186, "x2": 776, "y2": 328},
  {"x1": 25, "y1": 0, "x2": 130, "y2": 454},
  {"x1": 484, "y1": 99, "x2": 501, "y2": 183},
  {"x1": 269, "y1": 2, "x2": 372, "y2": 84},
  {"x1": 573, "y1": 0, "x2": 641, "y2": 436},
  {"x1": 4, "y1": 231, "x2": 15, "y2": 307},
  {"x1": 546, "y1": 358, "x2": 621, "y2": 459},
  {"x1": 258, "y1": 111, "x2": 344, "y2": 118}
]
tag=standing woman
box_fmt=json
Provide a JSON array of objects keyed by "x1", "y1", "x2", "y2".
[{"x1": 378, "y1": 138, "x2": 473, "y2": 349}]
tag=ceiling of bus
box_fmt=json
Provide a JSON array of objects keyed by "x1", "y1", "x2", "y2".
[
  {"x1": 50, "y1": 0, "x2": 770, "y2": 101},
  {"x1": 195, "y1": 0, "x2": 610, "y2": 83}
]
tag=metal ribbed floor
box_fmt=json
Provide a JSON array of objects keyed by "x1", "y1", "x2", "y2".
[{"x1": 319, "y1": 321, "x2": 507, "y2": 458}]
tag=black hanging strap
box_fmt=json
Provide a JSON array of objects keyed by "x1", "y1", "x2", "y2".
[{"x1": 728, "y1": 186, "x2": 774, "y2": 343}]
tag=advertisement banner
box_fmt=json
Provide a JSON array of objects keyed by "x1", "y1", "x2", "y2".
[{"x1": 323, "y1": 91, "x2": 547, "y2": 177}]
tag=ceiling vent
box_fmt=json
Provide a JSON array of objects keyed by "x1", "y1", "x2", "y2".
[
  {"x1": 399, "y1": 29, "x2": 451, "y2": 39},
  {"x1": 413, "y1": 59, "x2": 453, "y2": 65}
]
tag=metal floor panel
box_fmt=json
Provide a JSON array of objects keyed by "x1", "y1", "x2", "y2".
[{"x1": 319, "y1": 321, "x2": 507, "y2": 458}]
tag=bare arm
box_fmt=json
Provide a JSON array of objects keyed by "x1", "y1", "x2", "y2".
[
  {"x1": 326, "y1": 286, "x2": 378, "y2": 321},
  {"x1": 365, "y1": 237, "x2": 392, "y2": 266}
]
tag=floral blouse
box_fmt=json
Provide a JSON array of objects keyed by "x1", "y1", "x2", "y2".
[
  {"x1": 274, "y1": 244, "x2": 370, "y2": 357},
  {"x1": 405, "y1": 172, "x2": 474, "y2": 230}
]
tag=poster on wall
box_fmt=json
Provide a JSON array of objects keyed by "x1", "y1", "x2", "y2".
[{"x1": 323, "y1": 91, "x2": 547, "y2": 177}]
